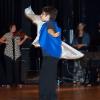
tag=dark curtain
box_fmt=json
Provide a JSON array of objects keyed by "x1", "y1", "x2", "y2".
[
  {"x1": 1, "y1": 0, "x2": 100, "y2": 50},
  {"x1": 0, "y1": 0, "x2": 22, "y2": 34},
  {"x1": 0, "y1": 0, "x2": 78, "y2": 35},
  {"x1": 31, "y1": 0, "x2": 72, "y2": 30}
]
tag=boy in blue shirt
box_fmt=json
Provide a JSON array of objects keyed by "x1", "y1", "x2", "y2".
[{"x1": 39, "y1": 6, "x2": 62, "y2": 100}]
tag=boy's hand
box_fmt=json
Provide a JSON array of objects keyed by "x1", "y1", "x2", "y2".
[
  {"x1": 48, "y1": 29, "x2": 60, "y2": 37},
  {"x1": 53, "y1": 32, "x2": 59, "y2": 37}
]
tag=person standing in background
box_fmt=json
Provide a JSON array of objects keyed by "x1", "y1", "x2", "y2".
[{"x1": 0, "y1": 24, "x2": 28, "y2": 88}]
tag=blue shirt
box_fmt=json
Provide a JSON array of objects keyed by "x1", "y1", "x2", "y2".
[
  {"x1": 72, "y1": 33, "x2": 90, "y2": 51},
  {"x1": 39, "y1": 20, "x2": 62, "y2": 58}
]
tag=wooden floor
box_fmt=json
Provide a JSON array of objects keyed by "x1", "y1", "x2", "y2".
[{"x1": 0, "y1": 84, "x2": 100, "y2": 100}]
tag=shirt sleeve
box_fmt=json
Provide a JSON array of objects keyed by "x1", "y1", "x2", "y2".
[
  {"x1": 3, "y1": 33, "x2": 8, "y2": 38},
  {"x1": 47, "y1": 21, "x2": 57, "y2": 33}
]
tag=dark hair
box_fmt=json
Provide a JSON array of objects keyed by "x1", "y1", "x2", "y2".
[
  {"x1": 75, "y1": 22, "x2": 87, "y2": 37},
  {"x1": 9, "y1": 23, "x2": 16, "y2": 30},
  {"x1": 42, "y1": 6, "x2": 58, "y2": 20}
]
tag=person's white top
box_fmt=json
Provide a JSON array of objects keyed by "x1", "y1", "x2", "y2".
[{"x1": 25, "y1": 6, "x2": 84, "y2": 59}]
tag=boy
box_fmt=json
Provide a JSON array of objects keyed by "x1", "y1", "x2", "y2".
[
  {"x1": 25, "y1": 6, "x2": 84, "y2": 60},
  {"x1": 39, "y1": 6, "x2": 61, "y2": 100}
]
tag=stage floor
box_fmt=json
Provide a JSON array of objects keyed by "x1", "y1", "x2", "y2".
[{"x1": 0, "y1": 84, "x2": 100, "y2": 100}]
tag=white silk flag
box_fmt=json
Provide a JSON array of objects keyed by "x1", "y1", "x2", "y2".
[{"x1": 25, "y1": 6, "x2": 84, "y2": 59}]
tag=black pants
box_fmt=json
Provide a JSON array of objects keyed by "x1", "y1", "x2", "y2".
[
  {"x1": 4, "y1": 56, "x2": 22, "y2": 85},
  {"x1": 0, "y1": 55, "x2": 6, "y2": 84},
  {"x1": 39, "y1": 56, "x2": 59, "y2": 100}
]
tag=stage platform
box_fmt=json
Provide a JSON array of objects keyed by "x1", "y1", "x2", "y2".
[{"x1": 0, "y1": 84, "x2": 100, "y2": 100}]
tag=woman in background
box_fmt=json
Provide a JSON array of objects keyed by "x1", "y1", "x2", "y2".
[
  {"x1": 0, "y1": 24, "x2": 28, "y2": 88},
  {"x1": 72, "y1": 22, "x2": 90, "y2": 86}
]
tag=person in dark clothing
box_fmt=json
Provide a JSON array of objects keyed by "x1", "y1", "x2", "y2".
[
  {"x1": 72, "y1": 23, "x2": 90, "y2": 86},
  {"x1": 39, "y1": 6, "x2": 62, "y2": 100},
  {"x1": 73, "y1": 23, "x2": 90, "y2": 51}
]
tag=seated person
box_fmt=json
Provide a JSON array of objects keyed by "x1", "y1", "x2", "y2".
[
  {"x1": 72, "y1": 23, "x2": 90, "y2": 51},
  {"x1": 72, "y1": 22, "x2": 90, "y2": 86}
]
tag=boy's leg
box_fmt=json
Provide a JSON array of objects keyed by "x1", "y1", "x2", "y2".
[{"x1": 39, "y1": 56, "x2": 58, "y2": 100}]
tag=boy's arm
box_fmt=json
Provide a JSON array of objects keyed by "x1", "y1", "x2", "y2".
[
  {"x1": 48, "y1": 29, "x2": 59, "y2": 37},
  {"x1": 47, "y1": 21, "x2": 60, "y2": 37}
]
